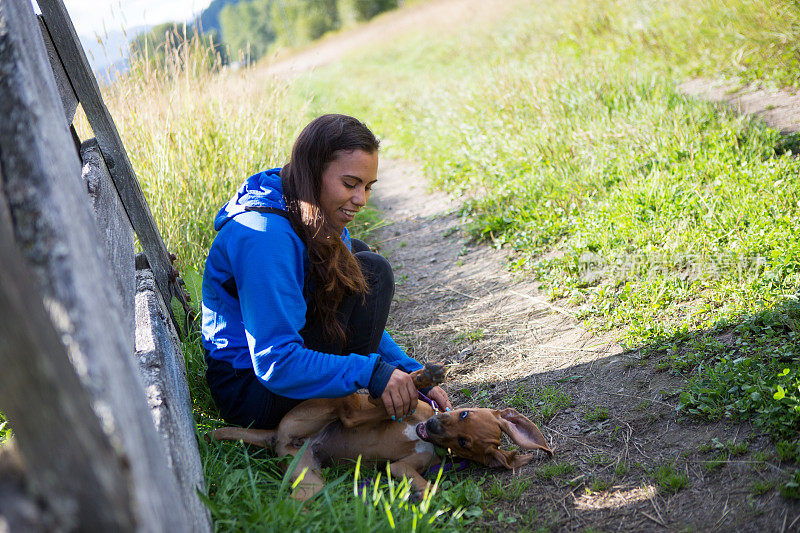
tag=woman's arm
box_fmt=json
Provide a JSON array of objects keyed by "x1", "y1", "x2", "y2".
[
  {"x1": 229, "y1": 213, "x2": 386, "y2": 399},
  {"x1": 377, "y1": 331, "x2": 423, "y2": 373},
  {"x1": 378, "y1": 330, "x2": 451, "y2": 411}
]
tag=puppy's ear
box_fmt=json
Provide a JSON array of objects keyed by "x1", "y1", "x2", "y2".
[
  {"x1": 494, "y1": 408, "x2": 554, "y2": 457},
  {"x1": 486, "y1": 446, "x2": 538, "y2": 469}
]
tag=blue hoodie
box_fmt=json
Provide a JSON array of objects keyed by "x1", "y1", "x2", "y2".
[{"x1": 201, "y1": 168, "x2": 422, "y2": 400}]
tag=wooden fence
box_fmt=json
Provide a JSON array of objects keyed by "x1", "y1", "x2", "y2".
[{"x1": 0, "y1": 0, "x2": 210, "y2": 530}]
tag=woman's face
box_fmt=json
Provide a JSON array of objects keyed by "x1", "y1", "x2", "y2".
[{"x1": 319, "y1": 149, "x2": 378, "y2": 233}]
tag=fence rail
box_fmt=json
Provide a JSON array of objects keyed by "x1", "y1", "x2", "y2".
[{"x1": 38, "y1": 0, "x2": 191, "y2": 336}]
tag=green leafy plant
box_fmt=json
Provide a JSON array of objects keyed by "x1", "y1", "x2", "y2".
[
  {"x1": 651, "y1": 463, "x2": 690, "y2": 494},
  {"x1": 0, "y1": 414, "x2": 10, "y2": 446},
  {"x1": 536, "y1": 462, "x2": 576, "y2": 480},
  {"x1": 533, "y1": 386, "x2": 572, "y2": 421},
  {"x1": 780, "y1": 470, "x2": 800, "y2": 499},
  {"x1": 583, "y1": 406, "x2": 610, "y2": 422},
  {"x1": 751, "y1": 480, "x2": 775, "y2": 496}
]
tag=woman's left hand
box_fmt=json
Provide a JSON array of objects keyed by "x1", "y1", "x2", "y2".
[{"x1": 427, "y1": 386, "x2": 451, "y2": 412}]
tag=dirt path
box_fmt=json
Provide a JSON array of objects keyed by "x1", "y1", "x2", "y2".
[
  {"x1": 261, "y1": 0, "x2": 509, "y2": 79},
  {"x1": 371, "y1": 158, "x2": 799, "y2": 531},
  {"x1": 680, "y1": 78, "x2": 800, "y2": 135}
]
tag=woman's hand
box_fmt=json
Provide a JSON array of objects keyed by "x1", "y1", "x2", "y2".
[
  {"x1": 427, "y1": 386, "x2": 451, "y2": 412},
  {"x1": 381, "y1": 369, "x2": 419, "y2": 419}
]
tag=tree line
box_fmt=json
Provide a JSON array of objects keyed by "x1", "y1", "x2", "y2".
[{"x1": 130, "y1": 0, "x2": 398, "y2": 68}]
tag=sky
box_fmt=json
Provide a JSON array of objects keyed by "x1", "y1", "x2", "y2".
[{"x1": 63, "y1": 0, "x2": 211, "y2": 38}]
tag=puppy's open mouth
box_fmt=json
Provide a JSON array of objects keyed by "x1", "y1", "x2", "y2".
[{"x1": 415, "y1": 422, "x2": 429, "y2": 441}]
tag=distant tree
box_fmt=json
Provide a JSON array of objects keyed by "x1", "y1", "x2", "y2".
[
  {"x1": 338, "y1": 0, "x2": 398, "y2": 26},
  {"x1": 186, "y1": 0, "x2": 399, "y2": 66},
  {"x1": 195, "y1": 0, "x2": 240, "y2": 35},
  {"x1": 219, "y1": 0, "x2": 276, "y2": 63},
  {"x1": 271, "y1": 0, "x2": 339, "y2": 46}
]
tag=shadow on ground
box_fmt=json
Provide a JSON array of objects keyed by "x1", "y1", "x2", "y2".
[{"x1": 426, "y1": 300, "x2": 800, "y2": 532}]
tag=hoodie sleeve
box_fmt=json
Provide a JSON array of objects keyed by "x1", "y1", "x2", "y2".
[
  {"x1": 227, "y1": 214, "x2": 383, "y2": 399},
  {"x1": 378, "y1": 331, "x2": 423, "y2": 373}
]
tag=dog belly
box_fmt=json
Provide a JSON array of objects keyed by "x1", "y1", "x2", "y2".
[{"x1": 314, "y1": 421, "x2": 433, "y2": 464}]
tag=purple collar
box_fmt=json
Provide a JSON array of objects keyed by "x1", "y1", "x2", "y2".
[{"x1": 418, "y1": 390, "x2": 439, "y2": 412}]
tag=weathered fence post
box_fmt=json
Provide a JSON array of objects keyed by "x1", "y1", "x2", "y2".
[
  {"x1": 0, "y1": 208, "x2": 135, "y2": 531},
  {"x1": 0, "y1": 0, "x2": 195, "y2": 529},
  {"x1": 135, "y1": 269, "x2": 211, "y2": 528},
  {"x1": 81, "y1": 138, "x2": 136, "y2": 350}
]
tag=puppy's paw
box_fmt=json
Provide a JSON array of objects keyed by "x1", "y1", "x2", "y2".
[
  {"x1": 422, "y1": 362, "x2": 446, "y2": 385},
  {"x1": 410, "y1": 362, "x2": 447, "y2": 389}
]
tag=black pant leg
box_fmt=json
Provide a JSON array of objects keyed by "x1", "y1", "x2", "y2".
[
  {"x1": 342, "y1": 251, "x2": 394, "y2": 355},
  {"x1": 205, "y1": 355, "x2": 302, "y2": 429},
  {"x1": 350, "y1": 238, "x2": 370, "y2": 254}
]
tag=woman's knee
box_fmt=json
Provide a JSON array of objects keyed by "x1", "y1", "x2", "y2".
[
  {"x1": 350, "y1": 238, "x2": 371, "y2": 254},
  {"x1": 354, "y1": 251, "x2": 394, "y2": 291}
]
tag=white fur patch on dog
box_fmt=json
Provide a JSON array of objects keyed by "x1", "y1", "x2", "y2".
[{"x1": 403, "y1": 423, "x2": 435, "y2": 456}]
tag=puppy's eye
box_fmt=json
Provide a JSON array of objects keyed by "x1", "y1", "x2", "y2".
[
  {"x1": 457, "y1": 436, "x2": 468, "y2": 448},
  {"x1": 459, "y1": 411, "x2": 469, "y2": 420}
]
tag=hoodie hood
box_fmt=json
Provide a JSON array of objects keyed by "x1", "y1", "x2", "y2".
[{"x1": 214, "y1": 168, "x2": 286, "y2": 231}]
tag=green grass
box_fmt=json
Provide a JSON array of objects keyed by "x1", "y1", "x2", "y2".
[
  {"x1": 751, "y1": 480, "x2": 775, "y2": 496},
  {"x1": 0, "y1": 414, "x2": 9, "y2": 446},
  {"x1": 651, "y1": 463, "x2": 690, "y2": 494},
  {"x1": 452, "y1": 328, "x2": 485, "y2": 343},
  {"x1": 536, "y1": 461, "x2": 576, "y2": 480},
  {"x1": 200, "y1": 438, "x2": 475, "y2": 530},
  {"x1": 187, "y1": 330, "x2": 480, "y2": 530},
  {"x1": 482, "y1": 477, "x2": 531, "y2": 502},
  {"x1": 780, "y1": 470, "x2": 800, "y2": 499},
  {"x1": 507, "y1": 384, "x2": 572, "y2": 421},
  {"x1": 583, "y1": 406, "x2": 610, "y2": 422},
  {"x1": 536, "y1": 386, "x2": 573, "y2": 421},
  {"x1": 699, "y1": 437, "x2": 749, "y2": 456},
  {"x1": 587, "y1": 477, "x2": 614, "y2": 493},
  {"x1": 507, "y1": 384, "x2": 571, "y2": 421}
]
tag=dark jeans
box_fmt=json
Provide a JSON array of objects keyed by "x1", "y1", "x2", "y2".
[{"x1": 205, "y1": 239, "x2": 394, "y2": 429}]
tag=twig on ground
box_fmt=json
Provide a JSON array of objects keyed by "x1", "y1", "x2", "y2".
[
  {"x1": 787, "y1": 513, "x2": 800, "y2": 531},
  {"x1": 435, "y1": 285, "x2": 480, "y2": 300},
  {"x1": 608, "y1": 391, "x2": 675, "y2": 408},
  {"x1": 641, "y1": 511, "x2": 666, "y2": 528},
  {"x1": 542, "y1": 424, "x2": 604, "y2": 453},
  {"x1": 526, "y1": 343, "x2": 614, "y2": 353},
  {"x1": 712, "y1": 497, "x2": 731, "y2": 530},
  {"x1": 649, "y1": 494, "x2": 666, "y2": 526},
  {"x1": 509, "y1": 290, "x2": 575, "y2": 318}
]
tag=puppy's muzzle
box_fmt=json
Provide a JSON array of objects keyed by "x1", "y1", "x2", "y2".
[
  {"x1": 426, "y1": 417, "x2": 444, "y2": 435},
  {"x1": 415, "y1": 415, "x2": 445, "y2": 442}
]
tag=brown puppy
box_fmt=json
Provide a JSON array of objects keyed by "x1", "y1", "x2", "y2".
[
  {"x1": 414, "y1": 407, "x2": 554, "y2": 469},
  {"x1": 209, "y1": 365, "x2": 553, "y2": 500}
]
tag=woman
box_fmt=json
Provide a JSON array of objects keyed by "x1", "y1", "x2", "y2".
[{"x1": 202, "y1": 114, "x2": 450, "y2": 429}]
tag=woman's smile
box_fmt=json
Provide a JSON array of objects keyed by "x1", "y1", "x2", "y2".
[{"x1": 319, "y1": 149, "x2": 378, "y2": 232}]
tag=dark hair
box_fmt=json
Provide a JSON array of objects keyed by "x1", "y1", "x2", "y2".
[{"x1": 281, "y1": 114, "x2": 380, "y2": 342}]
